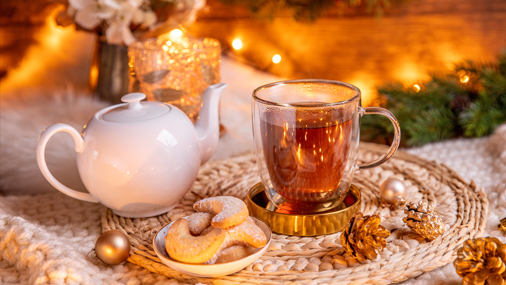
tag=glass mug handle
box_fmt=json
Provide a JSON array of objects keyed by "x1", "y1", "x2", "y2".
[{"x1": 357, "y1": 107, "x2": 401, "y2": 170}]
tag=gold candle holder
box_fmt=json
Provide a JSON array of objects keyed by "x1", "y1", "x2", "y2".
[{"x1": 129, "y1": 32, "x2": 221, "y2": 122}]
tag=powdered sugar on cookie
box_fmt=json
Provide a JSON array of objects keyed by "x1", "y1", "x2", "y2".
[
  {"x1": 166, "y1": 196, "x2": 268, "y2": 265},
  {"x1": 187, "y1": 212, "x2": 213, "y2": 236},
  {"x1": 193, "y1": 196, "x2": 249, "y2": 228},
  {"x1": 165, "y1": 218, "x2": 226, "y2": 264}
]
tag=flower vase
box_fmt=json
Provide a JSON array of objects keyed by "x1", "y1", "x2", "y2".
[{"x1": 89, "y1": 38, "x2": 129, "y2": 104}]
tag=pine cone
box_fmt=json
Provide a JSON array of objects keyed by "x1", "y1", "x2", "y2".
[
  {"x1": 498, "y1": 218, "x2": 506, "y2": 233},
  {"x1": 454, "y1": 237, "x2": 506, "y2": 285},
  {"x1": 340, "y1": 212, "x2": 390, "y2": 262},
  {"x1": 450, "y1": 94, "x2": 471, "y2": 113},
  {"x1": 390, "y1": 196, "x2": 406, "y2": 210},
  {"x1": 403, "y1": 200, "x2": 445, "y2": 241}
]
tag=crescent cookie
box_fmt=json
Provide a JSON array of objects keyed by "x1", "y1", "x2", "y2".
[
  {"x1": 186, "y1": 212, "x2": 213, "y2": 236},
  {"x1": 201, "y1": 217, "x2": 267, "y2": 248},
  {"x1": 214, "y1": 245, "x2": 257, "y2": 264},
  {"x1": 193, "y1": 196, "x2": 249, "y2": 228},
  {"x1": 202, "y1": 217, "x2": 267, "y2": 264},
  {"x1": 165, "y1": 218, "x2": 226, "y2": 264},
  {"x1": 223, "y1": 217, "x2": 267, "y2": 248}
]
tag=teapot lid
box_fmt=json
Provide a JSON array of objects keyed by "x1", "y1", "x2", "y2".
[{"x1": 100, "y1": 93, "x2": 170, "y2": 123}]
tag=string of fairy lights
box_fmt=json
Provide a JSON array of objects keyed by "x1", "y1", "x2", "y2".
[
  {"x1": 231, "y1": 38, "x2": 282, "y2": 64},
  {"x1": 167, "y1": 29, "x2": 283, "y2": 69},
  {"x1": 226, "y1": 34, "x2": 473, "y2": 94},
  {"x1": 412, "y1": 71, "x2": 469, "y2": 93},
  {"x1": 168, "y1": 28, "x2": 474, "y2": 98}
]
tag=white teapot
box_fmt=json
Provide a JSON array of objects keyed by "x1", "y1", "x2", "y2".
[{"x1": 36, "y1": 83, "x2": 227, "y2": 218}]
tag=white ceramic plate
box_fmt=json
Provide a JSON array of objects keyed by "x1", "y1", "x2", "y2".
[{"x1": 153, "y1": 217, "x2": 272, "y2": 277}]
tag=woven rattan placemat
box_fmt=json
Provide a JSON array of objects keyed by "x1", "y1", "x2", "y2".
[{"x1": 101, "y1": 143, "x2": 488, "y2": 284}]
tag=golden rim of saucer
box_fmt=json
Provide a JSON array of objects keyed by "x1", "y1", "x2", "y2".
[{"x1": 246, "y1": 183, "x2": 361, "y2": 237}]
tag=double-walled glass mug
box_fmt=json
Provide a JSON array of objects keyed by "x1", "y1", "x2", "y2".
[{"x1": 252, "y1": 80, "x2": 401, "y2": 214}]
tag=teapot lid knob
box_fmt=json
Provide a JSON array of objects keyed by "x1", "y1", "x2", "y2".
[
  {"x1": 121, "y1": 93, "x2": 146, "y2": 110},
  {"x1": 100, "y1": 92, "x2": 169, "y2": 123}
]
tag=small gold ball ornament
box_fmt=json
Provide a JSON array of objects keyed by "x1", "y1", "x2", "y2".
[
  {"x1": 380, "y1": 177, "x2": 407, "y2": 204},
  {"x1": 95, "y1": 230, "x2": 130, "y2": 265}
]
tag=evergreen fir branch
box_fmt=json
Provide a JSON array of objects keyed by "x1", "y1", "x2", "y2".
[
  {"x1": 405, "y1": 108, "x2": 456, "y2": 146},
  {"x1": 364, "y1": 50, "x2": 506, "y2": 146},
  {"x1": 460, "y1": 100, "x2": 505, "y2": 137},
  {"x1": 460, "y1": 63, "x2": 506, "y2": 137},
  {"x1": 249, "y1": 0, "x2": 282, "y2": 20},
  {"x1": 481, "y1": 67, "x2": 506, "y2": 105},
  {"x1": 217, "y1": 0, "x2": 408, "y2": 22},
  {"x1": 285, "y1": 0, "x2": 335, "y2": 22},
  {"x1": 498, "y1": 50, "x2": 506, "y2": 76},
  {"x1": 453, "y1": 59, "x2": 494, "y2": 77}
]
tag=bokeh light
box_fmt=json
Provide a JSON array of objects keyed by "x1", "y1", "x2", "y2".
[
  {"x1": 232, "y1": 38, "x2": 243, "y2": 50},
  {"x1": 272, "y1": 54, "x2": 281, "y2": 64}
]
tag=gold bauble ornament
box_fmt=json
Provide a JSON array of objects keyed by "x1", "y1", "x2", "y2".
[
  {"x1": 454, "y1": 237, "x2": 506, "y2": 285},
  {"x1": 95, "y1": 230, "x2": 130, "y2": 265},
  {"x1": 380, "y1": 178, "x2": 407, "y2": 207},
  {"x1": 340, "y1": 212, "x2": 391, "y2": 262}
]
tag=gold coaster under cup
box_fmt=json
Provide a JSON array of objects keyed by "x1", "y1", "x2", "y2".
[{"x1": 246, "y1": 183, "x2": 361, "y2": 236}]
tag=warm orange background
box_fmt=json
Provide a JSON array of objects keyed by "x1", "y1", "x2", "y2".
[{"x1": 1, "y1": 0, "x2": 506, "y2": 105}]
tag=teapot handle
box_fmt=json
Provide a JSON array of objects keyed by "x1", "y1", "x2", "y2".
[{"x1": 36, "y1": 124, "x2": 99, "y2": 203}]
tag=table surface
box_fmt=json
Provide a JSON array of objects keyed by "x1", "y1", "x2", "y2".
[{"x1": 1, "y1": 48, "x2": 506, "y2": 284}]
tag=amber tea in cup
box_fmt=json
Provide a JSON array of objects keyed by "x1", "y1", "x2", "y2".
[
  {"x1": 252, "y1": 80, "x2": 401, "y2": 214},
  {"x1": 261, "y1": 109, "x2": 353, "y2": 202}
]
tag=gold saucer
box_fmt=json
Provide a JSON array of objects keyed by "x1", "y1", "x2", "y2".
[{"x1": 246, "y1": 183, "x2": 361, "y2": 236}]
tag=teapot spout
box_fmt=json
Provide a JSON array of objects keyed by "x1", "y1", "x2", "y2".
[{"x1": 195, "y1": 83, "x2": 227, "y2": 164}]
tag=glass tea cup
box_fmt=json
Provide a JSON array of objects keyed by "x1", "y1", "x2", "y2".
[{"x1": 252, "y1": 80, "x2": 400, "y2": 214}]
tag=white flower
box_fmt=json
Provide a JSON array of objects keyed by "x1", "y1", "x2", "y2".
[
  {"x1": 183, "y1": 0, "x2": 206, "y2": 23},
  {"x1": 193, "y1": 0, "x2": 206, "y2": 11},
  {"x1": 69, "y1": 0, "x2": 115, "y2": 30},
  {"x1": 130, "y1": 8, "x2": 157, "y2": 27},
  {"x1": 66, "y1": 0, "x2": 205, "y2": 45},
  {"x1": 131, "y1": 8, "x2": 145, "y2": 25},
  {"x1": 105, "y1": 1, "x2": 137, "y2": 44},
  {"x1": 103, "y1": 0, "x2": 143, "y2": 10},
  {"x1": 143, "y1": 10, "x2": 157, "y2": 27}
]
